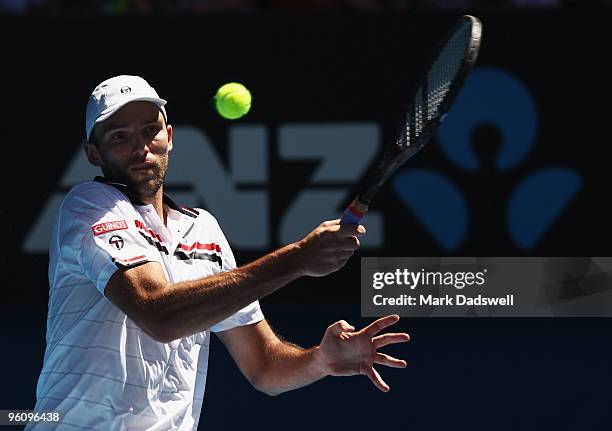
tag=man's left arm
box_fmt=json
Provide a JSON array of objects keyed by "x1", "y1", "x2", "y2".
[{"x1": 215, "y1": 315, "x2": 410, "y2": 396}]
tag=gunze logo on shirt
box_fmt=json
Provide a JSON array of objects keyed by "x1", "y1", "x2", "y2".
[{"x1": 92, "y1": 220, "x2": 128, "y2": 236}]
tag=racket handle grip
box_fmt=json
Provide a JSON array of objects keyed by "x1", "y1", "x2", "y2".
[{"x1": 340, "y1": 197, "x2": 369, "y2": 225}]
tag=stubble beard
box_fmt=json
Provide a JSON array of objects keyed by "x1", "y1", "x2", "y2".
[
  {"x1": 132, "y1": 156, "x2": 168, "y2": 200},
  {"x1": 102, "y1": 155, "x2": 169, "y2": 200}
]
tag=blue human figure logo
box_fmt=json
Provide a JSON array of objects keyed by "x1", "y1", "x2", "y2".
[{"x1": 392, "y1": 67, "x2": 581, "y2": 251}]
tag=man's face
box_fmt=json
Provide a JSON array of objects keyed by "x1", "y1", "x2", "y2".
[{"x1": 88, "y1": 101, "x2": 173, "y2": 199}]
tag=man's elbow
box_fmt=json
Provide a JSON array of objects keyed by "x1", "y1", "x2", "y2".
[
  {"x1": 149, "y1": 325, "x2": 181, "y2": 344},
  {"x1": 134, "y1": 313, "x2": 179, "y2": 343},
  {"x1": 249, "y1": 370, "x2": 284, "y2": 397},
  {"x1": 252, "y1": 381, "x2": 283, "y2": 397},
  {"x1": 126, "y1": 299, "x2": 217, "y2": 343},
  {"x1": 133, "y1": 301, "x2": 217, "y2": 343},
  {"x1": 105, "y1": 266, "x2": 191, "y2": 343},
  {"x1": 119, "y1": 293, "x2": 182, "y2": 343}
]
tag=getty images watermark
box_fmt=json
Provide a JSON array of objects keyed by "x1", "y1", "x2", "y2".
[
  {"x1": 361, "y1": 257, "x2": 612, "y2": 317},
  {"x1": 371, "y1": 267, "x2": 514, "y2": 307}
]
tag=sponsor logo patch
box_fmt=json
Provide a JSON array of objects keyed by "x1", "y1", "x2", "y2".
[
  {"x1": 109, "y1": 235, "x2": 125, "y2": 250},
  {"x1": 92, "y1": 220, "x2": 128, "y2": 236}
]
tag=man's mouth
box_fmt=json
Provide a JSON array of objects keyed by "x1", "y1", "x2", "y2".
[{"x1": 131, "y1": 162, "x2": 155, "y2": 171}]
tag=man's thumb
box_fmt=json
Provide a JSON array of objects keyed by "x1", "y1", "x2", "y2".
[{"x1": 328, "y1": 320, "x2": 355, "y2": 335}]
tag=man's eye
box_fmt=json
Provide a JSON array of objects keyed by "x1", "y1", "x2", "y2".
[
  {"x1": 146, "y1": 126, "x2": 160, "y2": 137},
  {"x1": 111, "y1": 132, "x2": 125, "y2": 141}
]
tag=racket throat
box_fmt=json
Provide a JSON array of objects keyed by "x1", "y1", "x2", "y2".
[{"x1": 348, "y1": 196, "x2": 370, "y2": 217}]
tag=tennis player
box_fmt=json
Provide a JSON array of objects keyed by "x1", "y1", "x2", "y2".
[{"x1": 28, "y1": 75, "x2": 410, "y2": 430}]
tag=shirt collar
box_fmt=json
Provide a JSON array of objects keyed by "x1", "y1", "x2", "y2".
[{"x1": 94, "y1": 176, "x2": 199, "y2": 219}]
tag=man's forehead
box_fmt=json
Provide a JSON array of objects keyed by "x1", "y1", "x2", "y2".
[{"x1": 101, "y1": 102, "x2": 164, "y2": 131}]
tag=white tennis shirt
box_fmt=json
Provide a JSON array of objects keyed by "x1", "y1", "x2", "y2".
[{"x1": 29, "y1": 177, "x2": 264, "y2": 430}]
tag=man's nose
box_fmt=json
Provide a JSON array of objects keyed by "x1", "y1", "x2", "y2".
[{"x1": 131, "y1": 133, "x2": 150, "y2": 156}]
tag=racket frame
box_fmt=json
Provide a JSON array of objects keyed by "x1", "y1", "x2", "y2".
[{"x1": 341, "y1": 15, "x2": 482, "y2": 224}]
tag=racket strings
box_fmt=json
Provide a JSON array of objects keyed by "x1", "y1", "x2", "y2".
[
  {"x1": 401, "y1": 21, "x2": 473, "y2": 150},
  {"x1": 426, "y1": 22, "x2": 470, "y2": 117}
]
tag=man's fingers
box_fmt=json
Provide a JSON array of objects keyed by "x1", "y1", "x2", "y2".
[
  {"x1": 340, "y1": 320, "x2": 355, "y2": 332},
  {"x1": 320, "y1": 219, "x2": 341, "y2": 228},
  {"x1": 372, "y1": 332, "x2": 411, "y2": 349},
  {"x1": 342, "y1": 236, "x2": 360, "y2": 250},
  {"x1": 335, "y1": 224, "x2": 366, "y2": 238},
  {"x1": 365, "y1": 366, "x2": 390, "y2": 392},
  {"x1": 363, "y1": 314, "x2": 401, "y2": 336},
  {"x1": 374, "y1": 352, "x2": 407, "y2": 368}
]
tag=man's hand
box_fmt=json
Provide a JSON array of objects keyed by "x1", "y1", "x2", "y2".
[
  {"x1": 296, "y1": 219, "x2": 365, "y2": 277},
  {"x1": 317, "y1": 314, "x2": 410, "y2": 392}
]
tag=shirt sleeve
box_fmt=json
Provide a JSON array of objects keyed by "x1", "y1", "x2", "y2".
[
  {"x1": 58, "y1": 182, "x2": 163, "y2": 296},
  {"x1": 203, "y1": 212, "x2": 265, "y2": 332}
]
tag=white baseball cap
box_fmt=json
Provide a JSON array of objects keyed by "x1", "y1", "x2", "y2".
[{"x1": 85, "y1": 75, "x2": 167, "y2": 141}]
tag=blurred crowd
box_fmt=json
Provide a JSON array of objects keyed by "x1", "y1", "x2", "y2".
[{"x1": 1, "y1": 0, "x2": 611, "y2": 14}]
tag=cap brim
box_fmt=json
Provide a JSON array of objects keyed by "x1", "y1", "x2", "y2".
[{"x1": 95, "y1": 96, "x2": 167, "y2": 126}]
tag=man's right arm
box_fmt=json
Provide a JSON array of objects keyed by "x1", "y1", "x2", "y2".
[{"x1": 104, "y1": 220, "x2": 365, "y2": 343}]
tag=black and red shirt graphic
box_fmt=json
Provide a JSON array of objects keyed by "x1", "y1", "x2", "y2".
[
  {"x1": 135, "y1": 220, "x2": 169, "y2": 254},
  {"x1": 174, "y1": 241, "x2": 223, "y2": 267}
]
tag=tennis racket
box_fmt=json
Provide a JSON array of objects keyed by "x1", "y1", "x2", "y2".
[{"x1": 340, "y1": 15, "x2": 482, "y2": 225}]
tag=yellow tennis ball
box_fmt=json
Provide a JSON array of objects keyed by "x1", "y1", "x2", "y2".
[{"x1": 214, "y1": 82, "x2": 252, "y2": 120}]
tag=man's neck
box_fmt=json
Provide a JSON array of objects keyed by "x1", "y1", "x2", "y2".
[
  {"x1": 141, "y1": 187, "x2": 167, "y2": 226},
  {"x1": 94, "y1": 177, "x2": 169, "y2": 225}
]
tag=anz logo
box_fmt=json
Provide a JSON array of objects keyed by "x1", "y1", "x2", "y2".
[
  {"x1": 23, "y1": 124, "x2": 384, "y2": 251},
  {"x1": 393, "y1": 67, "x2": 581, "y2": 250},
  {"x1": 23, "y1": 67, "x2": 580, "y2": 253}
]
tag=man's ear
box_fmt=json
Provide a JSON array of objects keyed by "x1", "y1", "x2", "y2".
[
  {"x1": 84, "y1": 141, "x2": 103, "y2": 166},
  {"x1": 167, "y1": 124, "x2": 173, "y2": 153}
]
